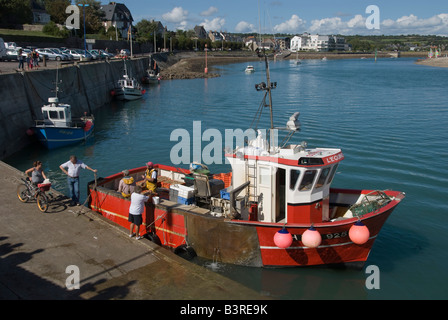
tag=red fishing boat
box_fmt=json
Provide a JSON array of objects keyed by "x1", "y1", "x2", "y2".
[{"x1": 87, "y1": 53, "x2": 405, "y2": 268}]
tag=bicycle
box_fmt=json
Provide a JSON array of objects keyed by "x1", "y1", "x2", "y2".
[{"x1": 17, "y1": 178, "x2": 52, "y2": 212}]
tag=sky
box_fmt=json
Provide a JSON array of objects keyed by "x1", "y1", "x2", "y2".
[{"x1": 123, "y1": 0, "x2": 448, "y2": 36}]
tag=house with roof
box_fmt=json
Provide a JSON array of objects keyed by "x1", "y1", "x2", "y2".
[
  {"x1": 193, "y1": 25, "x2": 207, "y2": 39},
  {"x1": 31, "y1": 0, "x2": 51, "y2": 24},
  {"x1": 100, "y1": 2, "x2": 133, "y2": 39}
]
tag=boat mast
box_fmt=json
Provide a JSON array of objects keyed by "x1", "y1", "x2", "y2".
[{"x1": 254, "y1": 50, "x2": 277, "y2": 151}]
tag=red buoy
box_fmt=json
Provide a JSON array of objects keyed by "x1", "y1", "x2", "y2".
[
  {"x1": 274, "y1": 228, "x2": 293, "y2": 249},
  {"x1": 110, "y1": 90, "x2": 115, "y2": 96},
  {"x1": 26, "y1": 128, "x2": 34, "y2": 136},
  {"x1": 349, "y1": 221, "x2": 370, "y2": 245},
  {"x1": 301, "y1": 226, "x2": 322, "y2": 248}
]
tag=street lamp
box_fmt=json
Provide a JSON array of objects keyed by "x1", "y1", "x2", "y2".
[
  {"x1": 78, "y1": 3, "x2": 90, "y2": 58},
  {"x1": 204, "y1": 44, "x2": 208, "y2": 74}
]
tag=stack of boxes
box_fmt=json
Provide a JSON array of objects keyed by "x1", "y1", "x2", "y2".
[{"x1": 169, "y1": 184, "x2": 195, "y2": 205}]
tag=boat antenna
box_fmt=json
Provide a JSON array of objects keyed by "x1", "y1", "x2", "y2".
[
  {"x1": 254, "y1": 49, "x2": 277, "y2": 149},
  {"x1": 52, "y1": 65, "x2": 62, "y2": 99}
]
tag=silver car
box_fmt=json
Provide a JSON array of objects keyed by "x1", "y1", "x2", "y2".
[{"x1": 36, "y1": 48, "x2": 66, "y2": 61}]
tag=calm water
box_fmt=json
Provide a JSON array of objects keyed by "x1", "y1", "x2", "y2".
[{"x1": 5, "y1": 57, "x2": 448, "y2": 300}]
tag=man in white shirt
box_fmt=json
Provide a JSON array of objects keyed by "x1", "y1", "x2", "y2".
[
  {"x1": 59, "y1": 155, "x2": 97, "y2": 206},
  {"x1": 128, "y1": 185, "x2": 149, "y2": 240}
]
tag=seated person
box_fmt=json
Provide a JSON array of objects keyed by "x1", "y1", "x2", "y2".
[
  {"x1": 25, "y1": 161, "x2": 47, "y2": 186},
  {"x1": 117, "y1": 169, "x2": 135, "y2": 198}
]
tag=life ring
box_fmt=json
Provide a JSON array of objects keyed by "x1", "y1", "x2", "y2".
[{"x1": 174, "y1": 244, "x2": 197, "y2": 260}]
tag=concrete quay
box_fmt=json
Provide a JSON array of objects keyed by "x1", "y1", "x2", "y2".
[{"x1": 0, "y1": 160, "x2": 269, "y2": 300}]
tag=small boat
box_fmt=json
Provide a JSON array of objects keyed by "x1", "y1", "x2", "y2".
[
  {"x1": 30, "y1": 71, "x2": 94, "y2": 149},
  {"x1": 322, "y1": 57, "x2": 327, "y2": 61},
  {"x1": 245, "y1": 65, "x2": 255, "y2": 73},
  {"x1": 142, "y1": 69, "x2": 160, "y2": 84},
  {"x1": 113, "y1": 62, "x2": 145, "y2": 101},
  {"x1": 142, "y1": 58, "x2": 161, "y2": 84},
  {"x1": 88, "y1": 53, "x2": 405, "y2": 268}
]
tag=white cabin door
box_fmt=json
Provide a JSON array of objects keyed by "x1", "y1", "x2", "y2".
[{"x1": 258, "y1": 165, "x2": 274, "y2": 222}]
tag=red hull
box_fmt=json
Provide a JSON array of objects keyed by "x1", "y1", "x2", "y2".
[{"x1": 87, "y1": 166, "x2": 404, "y2": 267}]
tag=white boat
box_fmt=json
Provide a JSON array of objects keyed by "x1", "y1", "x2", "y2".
[
  {"x1": 113, "y1": 62, "x2": 145, "y2": 101},
  {"x1": 245, "y1": 65, "x2": 255, "y2": 73}
]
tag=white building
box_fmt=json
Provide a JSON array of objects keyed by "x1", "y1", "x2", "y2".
[{"x1": 290, "y1": 34, "x2": 348, "y2": 52}]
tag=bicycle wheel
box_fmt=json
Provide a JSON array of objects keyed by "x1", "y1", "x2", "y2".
[
  {"x1": 17, "y1": 184, "x2": 31, "y2": 203},
  {"x1": 37, "y1": 193, "x2": 49, "y2": 212}
]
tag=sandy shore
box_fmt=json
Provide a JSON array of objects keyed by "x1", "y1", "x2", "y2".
[
  {"x1": 415, "y1": 56, "x2": 448, "y2": 68},
  {"x1": 157, "y1": 53, "x2": 261, "y2": 79}
]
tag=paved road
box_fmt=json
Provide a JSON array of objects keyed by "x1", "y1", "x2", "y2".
[{"x1": 0, "y1": 160, "x2": 269, "y2": 301}]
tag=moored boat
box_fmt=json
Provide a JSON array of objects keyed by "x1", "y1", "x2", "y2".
[
  {"x1": 245, "y1": 65, "x2": 255, "y2": 73},
  {"x1": 112, "y1": 62, "x2": 145, "y2": 101},
  {"x1": 88, "y1": 52, "x2": 405, "y2": 268},
  {"x1": 30, "y1": 70, "x2": 94, "y2": 149}
]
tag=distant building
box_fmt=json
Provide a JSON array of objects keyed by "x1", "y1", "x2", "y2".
[
  {"x1": 31, "y1": 0, "x2": 51, "y2": 24},
  {"x1": 100, "y1": 2, "x2": 133, "y2": 39},
  {"x1": 193, "y1": 25, "x2": 207, "y2": 39},
  {"x1": 290, "y1": 33, "x2": 349, "y2": 52},
  {"x1": 208, "y1": 31, "x2": 223, "y2": 42}
]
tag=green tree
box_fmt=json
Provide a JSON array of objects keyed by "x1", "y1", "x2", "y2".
[
  {"x1": 45, "y1": 0, "x2": 71, "y2": 25},
  {"x1": 0, "y1": 0, "x2": 32, "y2": 26},
  {"x1": 74, "y1": 0, "x2": 104, "y2": 34}
]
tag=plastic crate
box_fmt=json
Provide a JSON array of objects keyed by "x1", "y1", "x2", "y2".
[{"x1": 178, "y1": 196, "x2": 194, "y2": 205}]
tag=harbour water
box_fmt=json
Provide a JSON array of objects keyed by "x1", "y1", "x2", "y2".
[{"x1": 5, "y1": 57, "x2": 448, "y2": 299}]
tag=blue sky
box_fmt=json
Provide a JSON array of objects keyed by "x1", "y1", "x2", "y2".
[{"x1": 123, "y1": 0, "x2": 448, "y2": 35}]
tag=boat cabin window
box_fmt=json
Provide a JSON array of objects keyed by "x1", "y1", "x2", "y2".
[
  {"x1": 43, "y1": 111, "x2": 48, "y2": 120},
  {"x1": 327, "y1": 164, "x2": 339, "y2": 184},
  {"x1": 299, "y1": 170, "x2": 317, "y2": 191},
  {"x1": 290, "y1": 169, "x2": 301, "y2": 190},
  {"x1": 315, "y1": 167, "x2": 330, "y2": 189}
]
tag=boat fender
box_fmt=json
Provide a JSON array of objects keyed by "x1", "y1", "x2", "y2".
[
  {"x1": 174, "y1": 244, "x2": 197, "y2": 260},
  {"x1": 301, "y1": 226, "x2": 322, "y2": 248},
  {"x1": 274, "y1": 228, "x2": 293, "y2": 249},
  {"x1": 349, "y1": 220, "x2": 370, "y2": 245},
  {"x1": 144, "y1": 232, "x2": 161, "y2": 245},
  {"x1": 83, "y1": 120, "x2": 93, "y2": 132}
]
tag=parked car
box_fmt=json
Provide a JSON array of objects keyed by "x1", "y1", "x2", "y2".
[
  {"x1": 88, "y1": 50, "x2": 99, "y2": 60},
  {"x1": 62, "y1": 49, "x2": 92, "y2": 61},
  {"x1": 50, "y1": 48, "x2": 74, "y2": 60},
  {"x1": 89, "y1": 49, "x2": 113, "y2": 59},
  {"x1": 36, "y1": 48, "x2": 67, "y2": 61},
  {"x1": 5, "y1": 42, "x2": 17, "y2": 49},
  {"x1": 3, "y1": 48, "x2": 21, "y2": 61}
]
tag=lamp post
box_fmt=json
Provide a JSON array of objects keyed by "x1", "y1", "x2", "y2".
[
  {"x1": 78, "y1": 3, "x2": 89, "y2": 58},
  {"x1": 204, "y1": 44, "x2": 208, "y2": 74}
]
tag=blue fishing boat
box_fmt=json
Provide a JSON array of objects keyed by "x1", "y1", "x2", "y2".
[
  {"x1": 31, "y1": 98, "x2": 94, "y2": 149},
  {"x1": 30, "y1": 70, "x2": 94, "y2": 149}
]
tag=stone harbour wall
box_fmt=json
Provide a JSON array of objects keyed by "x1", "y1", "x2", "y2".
[{"x1": 0, "y1": 57, "x2": 148, "y2": 159}]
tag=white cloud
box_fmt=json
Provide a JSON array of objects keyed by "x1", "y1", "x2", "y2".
[
  {"x1": 200, "y1": 6, "x2": 218, "y2": 17},
  {"x1": 200, "y1": 17, "x2": 226, "y2": 31},
  {"x1": 235, "y1": 21, "x2": 257, "y2": 33},
  {"x1": 273, "y1": 15, "x2": 305, "y2": 33},
  {"x1": 162, "y1": 7, "x2": 188, "y2": 23},
  {"x1": 307, "y1": 13, "x2": 448, "y2": 35},
  {"x1": 381, "y1": 13, "x2": 448, "y2": 35}
]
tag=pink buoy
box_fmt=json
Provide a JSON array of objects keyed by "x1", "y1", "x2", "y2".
[
  {"x1": 349, "y1": 221, "x2": 370, "y2": 245},
  {"x1": 274, "y1": 228, "x2": 293, "y2": 249},
  {"x1": 301, "y1": 226, "x2": 322, "y2": 248}
]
